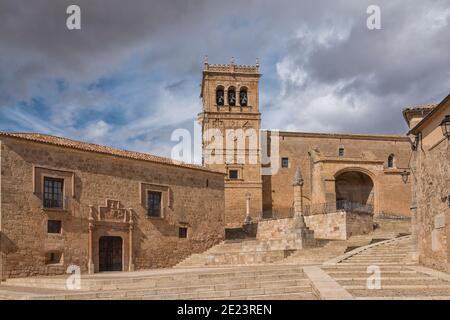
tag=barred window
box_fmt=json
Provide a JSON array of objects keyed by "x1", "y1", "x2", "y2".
[
  {"x1": 147, "y1": 191, "x2": 162, "y2": 217},
  {"x1": 179, "y1": 227, "x2": 188, "y2": 239},
  {"x1": 229, "y1": 170, "x2": 238, "y2": 180},
  {"x1": 43, "y1": 177, "x2": 64, "y2": 209},
  {"x1": 48, "y1": 220, "x2": 62, "y2": 234}
]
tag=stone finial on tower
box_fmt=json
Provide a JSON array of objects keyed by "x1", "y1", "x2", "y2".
[
  {"x1": 256, "y1": 58, "x2": 260, "y2": 68},
  {"x1": 292, "y1": 166, "x2": 304, "y2": 186},
  {"x1": 230, "y1": 56, "x2": 235, "y2": 64},
  {"x1": 204, "y1": 55, "x2": 208, "y2": 65}
]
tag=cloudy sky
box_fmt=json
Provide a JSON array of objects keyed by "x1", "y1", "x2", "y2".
[{"x1": 0, "y1": 0, "x2": 449, "y2": 162}]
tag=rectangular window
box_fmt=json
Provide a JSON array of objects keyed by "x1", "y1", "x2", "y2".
[
  {"x1": 338, "y1": 148, "x2": 345, "y2": 157},
  {"x1": 47, "y1": 220, "x2": 62, "y2": 234},
  {"x1": 229, "y1": 170, "x2": 239, "y2": 180},
  {"x1": 46, "y1": 252, "x2": 62, "y2": 265},
  {"x1": 281, "y1": 157, "x2": 289, "y2": 168},
  {"x1": 147, "y1": 191, "x2": 162, "y2": 217},
  {"x1": 43, "y1": 177, "x2": 64, "y2": 209},
  {"x1": 179, "y1": 227, "x2": 188, "y2": 239}
]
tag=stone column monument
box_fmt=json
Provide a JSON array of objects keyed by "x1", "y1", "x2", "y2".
[{"x1": 292, "y1": 167, "x2": 306, "y2": 228}]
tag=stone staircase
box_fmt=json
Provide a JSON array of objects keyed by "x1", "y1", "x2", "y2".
[
  {"x1": 176, "y1": 237, "x2": 317, "y2": 267},
  {"x1": 322, "y1": 236, "x2": 450, "y2": 299},
  {"x1": 0, "y1": 265, "x2": 317, "y2": 300}
]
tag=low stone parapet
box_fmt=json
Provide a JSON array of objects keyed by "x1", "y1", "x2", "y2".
[{"x1": 305, "y1": 211, "x2": 373, "y2": 240}]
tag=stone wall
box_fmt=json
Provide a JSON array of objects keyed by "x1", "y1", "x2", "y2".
[
  {"x1": 413, "y1": 138, "x2": 450, "y2": 272},
  {"x1": 263, "y1": 132, "x2": 412, "y2": 217},
  {"x1": 0, "y1": 137, "x2": 225, "y2": 279},
  {"x1": 304, "y1": 212, "x2": 373, "y2": 240},
  {"x1": 255, "y1": 217, "x2": 315, "y2": 249}
]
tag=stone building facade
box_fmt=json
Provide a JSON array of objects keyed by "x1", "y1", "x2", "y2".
[
  {"x1": 199, "y1": 61, "x2": 412, "y2": 228},
  {"x1": 405, "y1": 94, "x2": 450, "y2": 272},
  {"x1": 0, "y1": 60, "x2": 422, "y2": 279},
  {"x1": 0, "y1": 133, "x2": 225, "y2": 279}
]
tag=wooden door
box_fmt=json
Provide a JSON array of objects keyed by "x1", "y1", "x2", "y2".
[{"x1": 99, "y1": 236, "x2": 123, "y2": 272}]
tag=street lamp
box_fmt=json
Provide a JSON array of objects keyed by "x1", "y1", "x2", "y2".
[
  {"x1": 440, "y1": 115, "x2": 450, "y2": 140},
  {"x1": 400, "y1": 170, "x2": 410, "y2": 184}
]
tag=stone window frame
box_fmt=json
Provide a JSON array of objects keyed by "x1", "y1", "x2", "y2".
[
  {"x1": 226, "y1": 165, "x2": 243, "y2": 181},
  {"x1": 147, "y1": 191, "x2": 163, "y2": 218},
  {"x1": 43, "y1": 177, "x2": 65, "y2": 209},
  {"x1": 45, "y1": 251, "x2": 64, "y2": 265},
  {"x1": 281, "y1": 157, "x2": 289, "y2": 168},
  {"x1": 338, "y1": 147, "x2": 345, "y2": 157},
  {"x1": 33, "y1": 166, "x2": 75, "y2": 212},
  {"x1": 47, "y1": 220, "x2": 62, "y2": 234},
  {"x1": 387, "y1": 154, "x2": 395, "y2": 168},
  {"x1": 178, "y1": 226, "x2": 188, "y2": 239},
  {"x1": 140, "y1": 182, "x2": 171, "y2": 219}
]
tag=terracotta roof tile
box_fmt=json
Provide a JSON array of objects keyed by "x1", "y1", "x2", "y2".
[
  {"x1": 0, "y1": 132, "x2": 223, "y2": 174},
  {"x1": 402, "y1": 103, "x2": 436, "y2": 113}
]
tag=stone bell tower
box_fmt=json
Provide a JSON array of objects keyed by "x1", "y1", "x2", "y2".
[{"x1": 198, "y1": 57, "x2": 263, "y2": 227}]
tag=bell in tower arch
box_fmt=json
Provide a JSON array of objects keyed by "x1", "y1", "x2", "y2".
[
  {"x1": 228, "y1": 87, "x2": 236, "y2": 106},
  {"x1": 240, "y1": 88, "x2": 248, "y2": 106}
]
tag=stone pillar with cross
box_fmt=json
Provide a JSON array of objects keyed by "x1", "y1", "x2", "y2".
[{"x1": 292, "y1": 167, "x2": 306, "y2": 228}]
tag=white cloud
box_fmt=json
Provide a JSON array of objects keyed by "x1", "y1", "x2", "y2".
[{"x1": 83, "y1": 120, "x2": 111, "y2": 142}]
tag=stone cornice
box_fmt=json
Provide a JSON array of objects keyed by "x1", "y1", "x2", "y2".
[{"x1": 275, "y1": 130, "x2": 410, "y2": 142}]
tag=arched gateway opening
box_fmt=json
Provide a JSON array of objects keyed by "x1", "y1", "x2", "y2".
[{"x1": 335, "y1": 171, "x2": 374, "y2": 209}]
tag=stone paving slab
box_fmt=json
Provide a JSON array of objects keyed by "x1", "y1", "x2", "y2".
[{"x1": 302, "y1": 266, "x2": 353, "y2": 300}]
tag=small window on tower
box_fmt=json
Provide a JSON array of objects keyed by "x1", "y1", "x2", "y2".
[
  {"x1": 281, "y1": 157, "x2": 289, "y2": 168},
  {"x1": 228, "y1": 87, "x2": 236, "y2": 106},
  {"x1": 216, "y1": 87, "x2": 224, "y2": 106},
  {"x1": 229, "y1": 170, "x2": 239, "y2": 180},
  {"x1": 338, "y1": 148, "x2": 345, "y2": 157}
]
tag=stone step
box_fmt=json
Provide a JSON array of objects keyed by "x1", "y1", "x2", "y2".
[
  {"x1": 337, "y1": 278, "x2": 445, "y2": 286},
  {"x1": 355, "y1": 296, "x2": 450, "y2": 300},
  {"x1": 63, "y1": 285, "x2": 314, "y2": 300},
  {"x1": 324, "y1": 265, "x2": 408, "y2": 271},
  {"x1": 2, "y1": 272, "x2": 304, "y2": 290},
  {"x1": 324, "y1": 271, "x2": 421, "y2": 278},
  {"x1": 349, "y1": 253, "x2": 408, "y2": 257},
  {"x1": 346, "y1": 257, "x2": 407, "y2": 261},
  {"x1": 337, "y1": 262, "x2": 413, "y2": 266},
  {"x1": 333, "y1": 276, "x2": 433, "y2": 281},
  {"x1": 348, "y1": 287, "x2": 450, "y2": 297},
  {"x1": 227, "y1": 292, "x2": 317, "y2": 300},
  {"x1": 345, "y1": 284, "x2": 450, "y2": 290},
  {"x1": 4, "y1": 268, "x2": 306, "y2": 290}
]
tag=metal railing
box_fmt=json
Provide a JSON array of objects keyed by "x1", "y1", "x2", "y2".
[
  {"x1": 35, "y1": 193, "x2": 71, "y2": 211},
  {"x1": 258, "y1": 200, "x2": 374, "y2": 220},
  {"x1": 304, "y1": 200, "x2": 373, "y2": 216}
]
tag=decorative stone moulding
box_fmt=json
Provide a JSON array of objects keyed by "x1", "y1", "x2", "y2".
[{"x1": 89, "y1": 199, "x2": 133, "y2": 224}]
